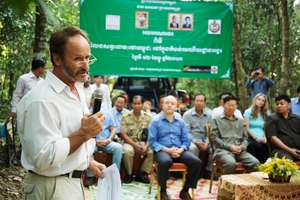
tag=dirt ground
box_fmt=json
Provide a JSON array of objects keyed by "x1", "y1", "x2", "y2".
[{"x1": 0, "y1": 164, "x2": 25, "y2": 200}]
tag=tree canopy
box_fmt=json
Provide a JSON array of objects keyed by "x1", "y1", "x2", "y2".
[{"x1": 0, "y1": 0, "x2": 300, "y2": 120}]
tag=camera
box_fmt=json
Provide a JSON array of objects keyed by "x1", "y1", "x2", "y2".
[{"x1": 254, "y1": 72, "x2": 260, "y2": 76}]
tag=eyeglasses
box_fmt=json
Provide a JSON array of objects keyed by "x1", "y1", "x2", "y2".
[{"x1": 74, "y1": 54, "x2": 97, "y2": 65}]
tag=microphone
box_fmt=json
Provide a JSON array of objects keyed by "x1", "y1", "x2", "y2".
[{"x1": 92, "y1": 88, "x2": 103, "y2": 114}]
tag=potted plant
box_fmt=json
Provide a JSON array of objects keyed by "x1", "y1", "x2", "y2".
[{"x1": 258, "y1": 154, "x2": 299, "y2": 183}]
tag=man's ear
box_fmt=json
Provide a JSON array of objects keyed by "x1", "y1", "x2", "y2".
[{"x1": 52, "y1": 54, "x2": 62, "y2": 67}]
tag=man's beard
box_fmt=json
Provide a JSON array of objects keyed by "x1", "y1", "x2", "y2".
[{"x1": 62, "y1": 62, "x2": 87, "y2": 83}]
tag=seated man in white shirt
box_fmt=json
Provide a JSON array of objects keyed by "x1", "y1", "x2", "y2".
[
  {"x1": 11, "y1": 58, "x2": 45, "y2": 117},
  {"x1": 212, "y1": 92, "x2": 243, "y2": 119}
]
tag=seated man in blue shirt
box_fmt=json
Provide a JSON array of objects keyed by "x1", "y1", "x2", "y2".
[
  {"x1": 112, "y1": 95, "x2": 130, "y2": 137},
  {"x1": 95, "y1": 112, "x2": 123, "y2": 170},
  {"x1": 149, "y1": 95, "x2": 202, "y2": 200}
]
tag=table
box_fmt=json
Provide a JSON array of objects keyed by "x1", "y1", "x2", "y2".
[{"x1": 217, "y1": 172, "x2": 300, "y2": 200}]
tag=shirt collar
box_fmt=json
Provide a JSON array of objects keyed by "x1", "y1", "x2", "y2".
[
  {"x1": 129, "y1": 110, "x2": 146, "y2": 117},
  {"x1": 28, "y1": 71, "x2": 38, "y2": 79},
  {"x1": 46, "y1": 71, "x2": 68, "y2": 94},
  {"x1": 277, "y1": 112, "x2": 298, "y2": 119},
  {"x1": 191, "y1": 107, "x2": 208, "y2": 116},
  {"x1": 160, "y1": 112, "x2": 180, "y2": 121},
  {"x1": 113, "y1": 106, "x2": 124, "y2": 114},
  {"x1": 220, "y1": 113, "x2": 238, "y2": 121}
]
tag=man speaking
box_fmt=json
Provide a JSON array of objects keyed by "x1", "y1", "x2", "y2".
[{"x1": 17, "y1": 27, "x2": 105, "y2": 200}]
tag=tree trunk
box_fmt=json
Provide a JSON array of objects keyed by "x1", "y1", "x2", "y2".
[
  {"x1": 279, "y1": 0, "x2": 290, "y2": 94},
  {"x1": 233, "y1": 14, "x2": 248, "y2": 112},
  {"x1": 33, "y1": 2, "x2": 47, "y2": 59}
]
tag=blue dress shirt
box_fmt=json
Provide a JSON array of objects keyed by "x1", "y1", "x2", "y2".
[
  {"x1": 291, "y1": 97, "x2": 300, "y2": 117},
  {"x1": 111, "y1": 106, "x2": 129, "y2": 134},
  {"x1": 96, "y1": 112, "x2": 116, "y2": 140},
  {"x1": 149, "y1": 113, "x2": 190, "y2": 152}
]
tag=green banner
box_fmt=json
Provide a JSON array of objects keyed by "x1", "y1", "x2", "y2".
[{"x1": 80, "y1": 0, "x2": 233, "y2": 79}]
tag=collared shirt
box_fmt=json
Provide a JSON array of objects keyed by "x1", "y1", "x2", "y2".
[
  {"x1": 11, "y1": 71, "x2": 43, "y2": 112},
  {"x1": 149, "y1": 112, "x2": 190, "y2": 152},
  {"x1": 212, "y1": 115, "x2": 248, "y2": 152},
  {"x1": 245, "y1": 77, "x2": 274, "y2": 98},
  {"x1": 267, "y1": 113, "x2": 300, "y2": 149},
  {"x1": 212, "y1": 106, "x2": 243, "y2": 119},
  {"x1": 111, "y1": 106, "x2": 129, "y2": 134},
  {"x1": 96, "y1": 112, "x2": 116, "y2": 140},
  {"x1": 291, "y1": 97, "x2": 300, "y2": 117},
  {"x1": 121, "y1": 110, "x2": 152, "y2": 142},
  {"x1": 90, "y1": 83, "x2": 112, "y2": 113},
  {"x1": 183, "y1": 107, "x2": 213, "y2": 142},
  {"x1": 17, "y1": 71, "x2": 95, "y2": 176},
  {"x1": 83, "y1": 85, "x2": 94, "y2": 108}
]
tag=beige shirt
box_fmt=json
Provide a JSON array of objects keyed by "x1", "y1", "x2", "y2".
[{"x1": 17, "y1": 71, "x2": 95, "y2": 176}]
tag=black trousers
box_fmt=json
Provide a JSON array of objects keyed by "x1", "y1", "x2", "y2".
[
  {"x1": 247, "y1": 139, "x2": 269, "y2": 163},
  {"x1": 155, "y1": 151, "x2": 202, "y2": 191}
]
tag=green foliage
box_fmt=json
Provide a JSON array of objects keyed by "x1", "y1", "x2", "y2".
[
  {"x1": 177, "y1": 0, "x2": 300, "y2": 109},
  {"x1": 0, "y1": 0, "x2": 79, "y2": 120},
  {"x1": 177, "y1": 79, "x2": 235, "y2": 108},
  {"x1": 0, "y1": 0, "x2": 299, "y2": 120},
  {"x1": 259, "y1": 154, "x2": 299, "y2": 181}
]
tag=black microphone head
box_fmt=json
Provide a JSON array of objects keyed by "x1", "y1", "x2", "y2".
[
  {"x1": 92, "y1": 88, "x2": 103, "y2": 114},
  {"x1": 92, "y1": 88, "x2": 103, "y2": 100}
]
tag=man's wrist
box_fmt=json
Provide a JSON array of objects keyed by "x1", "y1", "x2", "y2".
[{"x1": 78, "y1": 128, "x2": 89, "y2": 141}]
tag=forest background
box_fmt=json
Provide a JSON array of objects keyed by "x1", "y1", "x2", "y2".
[{"x1": 0, "y1": 0, "x2": 300, "y2": 120}]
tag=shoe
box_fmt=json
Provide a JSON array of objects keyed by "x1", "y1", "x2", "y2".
[
  {"x1": 179, "y1": 191, "x2": 192, "y2": 200},
  {"x1": 123, "y1": 175, "x2": 134, "y2": 184},
  {"x1": 160, "y1": 191, "x2": 170, "y2": 200},
  {"x1": 135, "y1": 172, "x2": 150, "y2": 184}
]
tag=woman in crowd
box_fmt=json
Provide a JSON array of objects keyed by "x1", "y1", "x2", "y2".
[{"x1": 244, "y1": 93, "x2": 270, "y2": 163}]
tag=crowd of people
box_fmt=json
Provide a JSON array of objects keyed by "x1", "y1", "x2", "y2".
[{"x1": 11, "y1": 26, "x2": 300, "y2": 200}]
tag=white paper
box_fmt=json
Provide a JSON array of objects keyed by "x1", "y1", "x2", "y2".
[{"x1": 96, "y1": 164, "x2": 122, "y2": 200}]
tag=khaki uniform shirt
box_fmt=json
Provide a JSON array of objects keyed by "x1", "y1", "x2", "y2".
[{"x1": 121, "y1": 111, "x2": 152, "y2": 142}]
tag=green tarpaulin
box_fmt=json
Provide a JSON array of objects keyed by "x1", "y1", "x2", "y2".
[{"x1": 80, "y1": 0, "x2": 233, "y2": 79}]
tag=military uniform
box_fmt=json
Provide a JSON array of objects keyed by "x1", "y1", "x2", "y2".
[{"x1": 121, "y1": 111, "x2": 153, "y2": 175}]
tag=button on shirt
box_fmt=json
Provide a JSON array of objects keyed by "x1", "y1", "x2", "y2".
[
  {"x1": 291, "y1": 97, "x2": 300, "y2": 117},
  {"x1": 17, "y1": 71, "x2": 95, "y2": 176},
  {"x1": 96, "y1": 112, "x2": 116, "y2": 140},
  {"x1": 111, "y1": 106, "x2": 129, "y2": 134},
  {"x1": 212, "y1": 115, "x2": 248, "y2": 152},
  {"x1": 149, "y1": 113, "x2": 190, "y2": 152},
  {"x1": 183, "y1": 107, "x2": 213, "y2": 142},
  {"x1": 11, "y1": 71, "x2": 43, "y2": 112}
]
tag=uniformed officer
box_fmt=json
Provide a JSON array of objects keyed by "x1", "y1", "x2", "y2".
[{"x1": 121, "y1": 95, "x2": 153, "y2": 183}]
